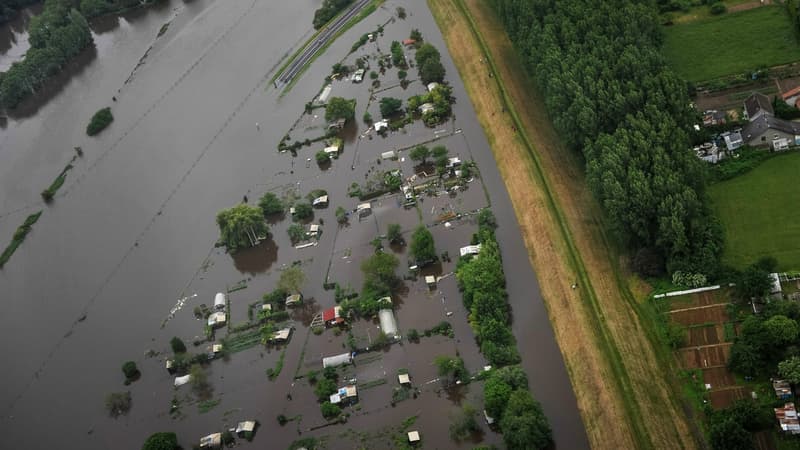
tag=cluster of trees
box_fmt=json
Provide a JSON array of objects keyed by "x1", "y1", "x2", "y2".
[
  {"x1": 312, "y1": 0, "x2": 352, "y2": 29},
  {"x1": 708, "y1": 399, "x2": 773, "y2": 450},
  {"x1": 456, "y1": 210, "x2": 520, "y2": 366},
  {"x1": 86, "y1": 107, "x2": 113, "y2": 136},
  {"x1": 390, "y1": 41, "x2": 406, "y2": 67},
  {"x1": 729, "y1": 299, "x2": 800, "y2": 377},
  {"x1": 216, "y1": 203, "x2": 268, "y2": 252},
  {"x1": 325, "y1": 97, "x2": 356, "y2": 123},
  {"x1": 408, "y1": 85, "x2": 453, "y2": 126},
  {"x1": 142, "y1": 432, "x2": 179, "y2": 450},
  {"x1": 483, "y1": 366, "x2": 552, "y2": 450},
  {"x1": 0, "y1": 0, "x2": 39, "y2": 24},
  {"x1": 492, "y1": 0, "x2": 722, "y2": 277},
  {"x1": 772, "y1": 96, "x2": 800, "y2": 120},
  {"x1": 409, "y1": 144, "x2": 450, "y2": 173},
  {"x1": 79, "y1": 0, "x2": 147, "y2": 19},
  {"x1": 414, "y1": 43, "x2": 445, "y2": 84},
  {"x1": 341, "y1": 252, "x2": 399, "y2": 317},
  {"x1": 258, "y1": 192, "x2": 284, "y2": 216},
  {"x1": 313, "y1": 367, "x2": 342, "y2": 419},
  {"x1": 379, "y1": 97, "x2": 403, "y2": 118},
  {"x1": 0, "y1": 0, "x2": 92, "y2": 109},
  {"x1": 409, "y1": 225, "x2": 436, "y2": 267}
]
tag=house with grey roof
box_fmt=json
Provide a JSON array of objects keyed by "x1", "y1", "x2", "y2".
[
  {"x1": 744, "y1": 92, "x2": 774, "y2": 122},
  {"x1": 742, "y1": 114, "x2": 800, "y2": 150}
]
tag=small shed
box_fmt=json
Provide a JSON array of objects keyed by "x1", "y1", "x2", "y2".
[
  {"x1": 207, "y1": 311, "x2": 226, "y2": 328},
  {"x1": 330, "y1": 385, "x2": 358, "y2": 404},
  {"x1": 426, "y1": 82, "x2": 440, "y2": 92},
  {"x1": 775, "y1": 403, "x2": 800, "y2": 434},
  {"x1": 262, "y1": 303, "x2": 272, "y2": 312},
  {"x1": 328, "y1": 118, "x2": 346, "y2": 131},
  {"x1": 166, "y1": 359, "x2": 175, "y2": 374},
  {"x1": 402, "y1": 38, "x2": 416, "y2": 46},
  {"x1": 374, "y1": 120, "x2": 389, "y2": 132},
  {"x1": 308, "y1": 224, "x2": 320, "y2": 236},
  {"x1": 425, "y1": 275, "x2": 436, "y2": 288},
  {"x1": 459, "y1": 244, "x2": 482, "y2": 258},
  {"x1": 174, "y1": 374, "x2": 192, "y2": 387},
  {"x1": 446, "y1": 156, "x2": 462, "y2": 168},
  {"x1": 484, "y1": 410, "x2": 496, "y2": 425},
  {"x1": 200, "y1": 432, "x2": 222, "y2": 449},
  {"x1": 357, "y1": 203, "x2": 372, "y2": 217},
  {"x1": 408, "y1": 431, "x2": 420, "y2": 443},
  {"x1": 312, "y1": 195, "x2": 329, "y2": 207},
  {"x1": 775, "y1": 380, "x2": 793, "y2": 400},
  {"x1": 323, "y1": 306, "x2": 344, "y2": 326},
  {"x1": 323, "y1": 352, "x2": 353, "y2": 368},
  {"x1": 352, "y1": 69, "x2": 365, "y2": 83},
  {"x1": 214, "y1": 293, "x2": 226, "y2": 310},
  {"x1": 418, "y1": 103, "x2": 434, "y2": 114},
  {"x1": 317, "y1": 84, "x2": 332, "y2": 104},
  {"x1": 381, "y1": 150, "x2": 397, "y2": 160},
  {"x1": 398, "y1": 373, "x2": 411, "y2": 385},
  {"x1": 211, "y1": 344, "x2": 223, "y2": 354},
  {"x1": 235, "y1": 420, "x2": 256, "y2": 436},
  {"x1": 379, "y1": 309, "x2": 398, "y2": 337},
  {"x1": 272, "y1": 327, "x2": 292, "y2": 342},
  {"x1": 285, "y1": 294, "x2": 302, "y2": 307},
  {"x1": 324, "y1": 145, "x2": 340, "y2": 155}
]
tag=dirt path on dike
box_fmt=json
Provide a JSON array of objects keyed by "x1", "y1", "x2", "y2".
[{"x1": 428, "y1": 0, "x2": 704, "y2": 448}]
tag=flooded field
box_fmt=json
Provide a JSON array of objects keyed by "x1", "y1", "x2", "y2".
[{"x1": 0, "y1": 1, "x2": 587, "y2": 448}]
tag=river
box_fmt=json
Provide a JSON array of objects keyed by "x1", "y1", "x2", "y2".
[{"x1": 0, "y1": 1, "x2": 588, "y2": 448}]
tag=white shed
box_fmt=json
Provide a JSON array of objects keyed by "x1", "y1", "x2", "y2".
[
  {"x1": 200, "y1": 433, "x2": 221, "y2": 449},
  {"x1": 323, "y1": 352, "x2": 353, "y2": 368},
  {"x1": 312, "y1": 195, "x2": 329, "y2": 207},
  {"x1": 357, "y1": 203, "x2": 372, "y2": 217},
  {"x1": 381, "y1": 150, "x2": 397, "y2": 160},
  {"x1": 285, "y1": 294, "x2": 302, "y2": 307},
  {"x1": 207, "y1": 311, "x2": 226, "y2": 327},
  {"x1": 427, "y1": 82, "x2": 440, "y2": 92},
  {"x1": 214, "y1": 292, "x2": 226, "y2": 310},
  {"x1": 374, "y1": 120, "x2": 389, "y2": 132},
  {"x1": 459, "y1": 244, "x2": 482, "y2": 258},
  {"x1": 378, "y1": 309, "x2": 398, "y2": 337},
  {"x1": 419, "y1": 103, "x2": 434, "y2": 114}
]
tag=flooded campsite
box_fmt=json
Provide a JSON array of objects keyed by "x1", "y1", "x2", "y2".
[{"x1": 0, "y1": 1, "x2": 587, "y2": 449}]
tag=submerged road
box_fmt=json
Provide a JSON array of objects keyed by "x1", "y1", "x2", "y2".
[{"x1": 277, "y1": 0, "x2": 371, "y2": 84}]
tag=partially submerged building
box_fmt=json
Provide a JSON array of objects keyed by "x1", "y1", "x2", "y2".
[
  {"x1": 322, "y1": 305, "x2": 344, "y2": 326},
  {"x1": 271, "y1": 327, "x2": 292, "y2": 343},
  {"x1": 379, "y1": 308, "x2": 398, "y2": 338},
  {"x1": 312, "y1": 195, "x2": 329, "y2": 207},
  {"x1": 459, "y1": 244, "x2": 482, "y2": 258},
  {"x1": 200, "y1": 432, "x2": 222, "y2": 449},
  {"x1": 774, "y1": 380, "x2": 792, "y2": 400},
  {"x1": 323, "y1": 352, "x2": 353, "y2": 368},
  {"x1": 214, "y1": 292, "x2": 226, "y2": 310},
  {"x1": 775, "y1": 403, "x2": 800, "y2": 434},
  {"x1": 329, "y1": 385, "x2": 358, "y2": 405},
  {"x1": 398, "y1": 373, "x2": 411, "y2": 386},
  {"x1": 207, "y1": 311, "x2": 226, "y2": 328},
  {"x1": 285, "y1": 294, "x2": 302, "y2": 307},
  {"x1": 235, "y1": 420, "x2": 257, "y2": 437}
]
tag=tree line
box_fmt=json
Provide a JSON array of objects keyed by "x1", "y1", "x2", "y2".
[
  {"x1": 490, "y1": 0, "x2": 722, "y2": 277},
  {"x1": 0, "y1": 0, "x2": 92, "y2": 109},
  {"x1": 0, "y1": 0, "x2": 39, "y2": 25}
]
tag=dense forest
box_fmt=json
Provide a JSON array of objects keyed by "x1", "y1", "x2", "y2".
[
  {"x1": 0, "y1": 0, "x2": 92, "y2": 108},
  {"x1": 0, "y1": 0, "x2": 39, "y2": 24},
  {"x1": 490, "y1": 0, "x2": 721, "y2": 276}
]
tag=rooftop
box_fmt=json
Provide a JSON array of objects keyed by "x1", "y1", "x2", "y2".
[{"x1": 744, "y1": 92, "x2": 774, "y2": 120}]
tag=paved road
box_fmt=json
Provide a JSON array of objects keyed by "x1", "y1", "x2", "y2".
[{"x1": 278, "y1": 0, "x2": 372, "y2": 84}]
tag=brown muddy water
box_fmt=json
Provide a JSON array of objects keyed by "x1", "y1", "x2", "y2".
[{"x1": 0, "y1": 1, "x2": 588, "y2": 449}]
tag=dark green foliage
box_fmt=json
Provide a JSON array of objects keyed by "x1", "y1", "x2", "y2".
[
  {"x1": 258, "y1": 192, "x2": 284, "y2": 216},
  {"x1": 390, "y1": 41, "x2": 406, "y2": 67},
  {"x1": 335, "y1": 206, "x2": 348, "y2": 224},
  {"x1": 142, "y1": 432, "x2": 179, "y2": 450},
  {"x1": 221, "y1": 430, "x2": 235, "y2": 445},
  {"x1": 323, "y1": 365, "x2": 338, "y2": 381},
  {"x1": 0, "y1": 0, "x2": 92, "y2": 109},
  {"x1": 434, "y1": 355, "x2": 468, "y2": 383},
  {"x1": 316, "y1": 150, "x2": 331, "y2": 165},
  {"x1": 708, "y1": 146, "x2": 774, "y2": 182},
  {"x1": 396, "y1": 6, "x2": 406, "y2": 19},
  {"x1": 216, "y1": 204, "x2": 268, "y2": 252},
  {"x1": 729, "y1": 301, "x2": 800, "y2": 376},
  {"x1": 773, "y1": 96, "x2": 800, "y2": 120},
  {"x1": 312, "y1": 0, "x2": 353, "y2": 29},
  {"x1": 277, "y1": 414, "x2": 288, "y2": 425},
  {"x1": 321, "y1": 401, "x2": 341, "y2": 419},
  {"x1": 379, "y1": 97, "x2": 403, "y2": 118},
  {"x1": 363, "y1": 111, "x2": 372, "y2": 124},
  {"x1": 410, "y1": 145, "x2": 430, "y2": 164},
  {"x1": 410, "y1": 28, "x2": 422, "y2": 42},
  {"x1": 709, "y1": 418, "x2": 752, "y2": 450},
  {"x1": 0, "y1": 211, "x2": 42, "y2": 268},
  {"x1": 415, "y1": 42, "x2": 446, "y2": 84},
  {"x1": 709, "y1": 2, "x2": 726, "y2": 15},
  {"x1": 325, "y1": 97, "x2": 355, "y2": 123},
  {"x1": 386, "y1": 223, "x2": 403, "y2": 244},
  {"x1": 287, "y1": 224, "x2": 306, "y2": 244},
  {"x1": 708, "y1": 401, "x2": 770, "y2": 450},
  {"x1": 0, "y1": 0, "x2": 39, "y2": 24},
  {"x1": 409, "y1": 226, "x2": 436, "y2": 266},
  {"x1": 492, "y1": 0, "x2": 720, "y2": 275},
  {"x1": 778, "y1": 356, "x2": 800, "y2": 384},
  {"x1": 449, "y1": 404, "x2": 480, "y2": 441},
  {"x1": 293, "y1": 202, "x2": 313, "y2": 221},
  {"x1": 735, "y1": 261, "x2": 773, "y2": 303},
  {"x1": 86, "y1": 107, "x2": 113, "y2": 136},
  {"x1": 122, "y1": 361, "x2": 139, "y2": 380},
  {"x1": 314, "y1": 378, "x2": 337, "y2": 402},
  {"x1": 407, "y1": 328, "x2": 420, "y2": 342},
  {"x1": 105, "y1": 391, "x2": 132, "y2": 417},
  {"x1": 499, "y1": 390, "x2": 552, "y2": 450},
  {"x1": 170, "y1": 337, "x2": 186, "y2": 354},
  {"x1": 360, "y1": 251, "x2": 400, "y2": 297}
]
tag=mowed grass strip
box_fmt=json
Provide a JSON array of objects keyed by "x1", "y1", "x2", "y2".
[
  {"x1": 663, "y1": 6, "x2": 800, "y2": 82},
  {"x1": 430, "y1": 0, "x2": 700, "y2": 448},
  {"x1": 710, "y1": 151, "x2": 800, "y2": 270}
]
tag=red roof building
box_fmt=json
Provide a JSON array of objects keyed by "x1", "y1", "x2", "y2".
[
  {"x1": 322, "y1": 306, "x2": 344, "y2": 326},
  {"x1": 402, "y1": 39, "x2": 416, "y2": 46}
]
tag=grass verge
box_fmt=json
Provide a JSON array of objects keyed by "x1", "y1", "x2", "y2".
[
  {"x1": 709, "y1": 150, "x2": 800, "y2": 270},
  {"x1": 663, "y1": 5, "x2": 800, "y2": 81},
  {"x1": 429, "y1": 0, "x2": 700, "y2": 448},
  {"x1": 0, "y1": 211, "x2": 43, "y2": 268}
]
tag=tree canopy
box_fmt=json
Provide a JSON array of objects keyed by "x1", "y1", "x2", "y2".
[
  {"x1": 216, "y1": 204, "x2": 268, "y2": 252},
  {"x1": 409, "y1": 145, "x2": 431, "y2": 164},
  {"x1": 142, "y1": 432, "x2": 179, "y2": 450},
  {"x1": 325, "y1": 97, "x2": 355, "y2": 123},
  {"x1": 258, "y1": 192, "x2": 284, "y2": 216},
  {"x1": 379, "y1": 97, "x2": 403, "y2": 118},
  {"x1": 779, "y1": 356, "x2": 800, "y2": 385},
  {"x1": 499, "y1": 390, "x2": 552, "y2": 450},
  {"x1": 409, "y1": 225, "x2": 436, "y2": 266},
  {"x1": 278, "y1": 266, "x2": 305, "y2": 294}
]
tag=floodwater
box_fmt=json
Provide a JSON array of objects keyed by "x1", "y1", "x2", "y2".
[
  {"x1": 0, "y1": 1, "x2": 589, "y2": 449},
  {"x1": 0, "y1": 4, "x2": 41, "y2": 72}
]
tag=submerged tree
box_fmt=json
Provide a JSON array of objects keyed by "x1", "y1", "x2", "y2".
[{"x1": 216, "y1": 204, "x2": 268, "y2": 252}]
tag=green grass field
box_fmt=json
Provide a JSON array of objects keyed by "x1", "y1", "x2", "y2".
[
  {"x1": 663, "y1": 6, "x2": 800, "y2": 82},
  {"x1": 710, "y1": 151, "x2": 800, "y2": 270}
]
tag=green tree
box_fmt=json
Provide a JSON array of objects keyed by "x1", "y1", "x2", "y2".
[
  {"x1": 419, "y1": 59, "x2": 446, "y2": 84},
  {"x1": 189, "y1": 364, "x2": 211, "y2": 396},
  {"x1": 415, "y1": 43, "x2": 441, "y2": 68},
  {"x1": 736, "y1": 264, "x2": 773, "y2": 303},
  {"x1": 279, "y1": 266, "x2": 305, "y2": 294},
  {"x1": 432, "y1": 145, "x2": 449, "y2": 172},
  {"x1": 500, "y1": 390, "x2": 552, "y2": 450},
  {"x1": 449, "y1": 403, "x2": 480, "y2": 441},
  {"x1": 142, "y1": 432, "x2": 179, "y2": 450},
  {"x1": 258, "y1": 192, "x2": 284, "y2": 216},
  {"x1": 709, "y1": 417, "x2": 752, "y2": 450},
  {"x1": 410, "y1": 225, "x2": 436, "y2": 266},
  {"x1": 216, "y1": 204, "x2": 268, "y2": 252},
  {"x1": 361, "y1": 252, "x2": 400, "y2": 296},
  {"x1": 379, "y1": 97, "x2": 403, "y2": 118},
  {"x1": 86, "y1": 107, "x2": 113, "y2": 136},
  {"x1": 170, "y1": 337, "x2": 186, "y2": 354},
  {"x1": 387, "y1": 223, "x2": 403, "y2": 244},
  {"x1": 314, "y1": 378, "x2": 337, "y2": 402},
  {"x1": 434, "y1": 355, "x2": 467, "y2": 383},
  {"x1": 779, "y1": 356, "x2": 800, "y2": 385},
  {"x1": 320, "y1": 401, "x2": 341, "y2": 419},
  {"x1": 287, "y1": 223, "x2": 306, "y2": 244},
  {"x1": 390, "y1": 40, "x2": 405, "y2": 67},
  {"x1": 410, "y1": 28, "x2": 422, "y2": 42},
  {"x1": 763, "y1": 315, "x2": 799, "y2": 346},
  {"x1": 409, "y1": 145, "x2": 431, "y2": 164},
  {"x1": 316, "y1": 150, "x2": 331, "y2": 165},
  {"x1": 335, "y1": 206, "x2": 348, "y2": 224},
  {"x1": 122, "y1": 361, "x2": 139, "y2": 380},
  {"x1": 105, "y1": 391, "x2": 132, "y2": 418},
  {"x1": 483, "y1": 375, "x2": 513, "y2": 420},
  {"x1": 293, "y1": 202, "x2": 313, "y2": 221},
  {"x1": 325, "y1": 97, "x2": 355, "y2": 123}
]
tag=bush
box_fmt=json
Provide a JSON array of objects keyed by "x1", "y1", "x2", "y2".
[
  {"x1": 105, "y1": 391, "x2": 132, "y2": 417},
  {"x1": 87, "y1": 107, "x2": 114, "y2": 136},
  {"x1": 710, "y1": 2, "x2": 726, "y2": 15},
  {"x1": 387, "y1": 223, "x2": 403, "y2": 244},
  {"x1": 313, "y1": 0, "x2": 353, "y2": 29},
  {"x1": 258, "y1": 192, "x2": 284, "y2": 216},
  {"x1": 277, "y1": 414, "x2": 288, "y2": 425},
  {"x1": 287, "y1": 223, "x2": 306, "y2": 244},
  {"x1": 410, "y1": 226, "x2": 436, "y2": 266},
  {"x1": 316, "y1": 150, "x2": 331, "y2": 165},
  {"x1": 142, "y1": 432, "x2": 179, "y2": 450},
  {"x1": 336, "y1": 206, "x2": 348, "y2": 224},
  {"x1": 122, "y1": 361, "x2": 139, "y2": 381},
  {"x1": 293, "y1": 202, "x2": 313, "y2": 221},
  {"x1": 398, "y1": 70, "x2": 407, "y2": 79},
  {"x1": 325, "y1": 97, "x2": 355, "y2": 123},
  {"x1": 407, "y1": 328, "x2": 420, "y2": 342},
  {"x1": 363, "y1": 111, "x2": 372, "y2": 124},
  {"x1": 170, "y1": 337, "x2": 187, "y2": 354},
  {"x1": 314, "y1": 378, "x2": 337, "y2": 402},
  {"x1": 321, "y1": 401, "x2": 341, "y2": 419},
  {"x1": 449, "y1": 404, "x2": 480, "y2": 441},
  {"x1": 379, "y1": 97, "x2": 403, "y2": 118}
]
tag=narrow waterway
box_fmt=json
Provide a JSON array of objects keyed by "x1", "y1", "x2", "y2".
[{"x1": 0, "y1": 1, "x2": 588, "y2": 448}]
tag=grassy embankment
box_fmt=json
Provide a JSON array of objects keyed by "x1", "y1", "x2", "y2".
[
  {"x1": 663, "y1": 5, "x2": 800, "y2": 81},
  {"x1": 710, "y1": 151, "x2": 800, "y2": 270},
  {"x1": 0, "y1": 211, "x2": 43, "y2": 268},
  {"x1": 429, "y1": 0, "x2": 700, "y2": 448}
]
